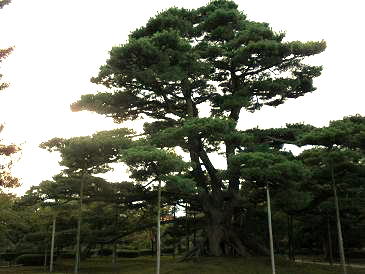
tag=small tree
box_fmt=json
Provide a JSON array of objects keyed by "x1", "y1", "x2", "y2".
[
  {"x1": 41, "y1": 128, "x2": 132, "y2": 273},
  {"x1": 121, "y1": 145, "x2": 187, "y2": 274},
  {"x1": 230, "y1": 150, "x2": 308, "y2": 273},
  {"x1": 299, "y1": 115, "x2": 365, "y2": 274}
]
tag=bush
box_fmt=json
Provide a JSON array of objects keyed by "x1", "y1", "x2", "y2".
[
  {"x1": 59, "y1": 252, "x2": 75, "y2": 259},
  {"x1": 98, "y1": 248, "x2": 113, "y2": 256},
  {"x1": 139, "y1": 249, "x2": 153, "y2": 256},
  {"x1": 347, "y1": 250, "x2": 365, "y2": 259},
  {"x1": 0, "y1": 253, "x2": 22, "y2": 262},
  {"x1": 15, "y1": 254, "x2": 47, "y2": 266},
  {"x1": 162, "y1": 247, "x2": 174, "y2": 254},
  {"x1": 117, "y1": 250, "x2": 139, "y2": 258}
]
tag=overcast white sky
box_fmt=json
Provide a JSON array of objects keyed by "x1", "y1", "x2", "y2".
[{"x1": 0, "y1": 0, "x2": 364, "y2": 195}]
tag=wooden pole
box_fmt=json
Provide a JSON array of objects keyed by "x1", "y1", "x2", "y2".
[
  {"x1": 156, "y1": 179, "x2": 161, "y2": 274},
  {"x1": 266, "y1": 184, "x2": 276, "y2": 274},
  {"x1": 50, "y1": 215, "x2": 56, "y2": 272}
]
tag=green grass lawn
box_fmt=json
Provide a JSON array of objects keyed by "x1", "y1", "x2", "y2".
[{"x1": 0, "y1": 256, "x2": 363, "y2": 274}]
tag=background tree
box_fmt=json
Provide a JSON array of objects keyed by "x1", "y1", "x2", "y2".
[
  {"x1": 121, "y1": 145, "x2": 188, "y2": 273},
  {"x1": 0, "y1": 126, "x2": 19, "y2": 188},
  {"x1": 298, "y1": 116, "x2": 365, "y2": 274},
  {"x1": 40, "y1": 128, "x2": 132, "y2": 273},
  {"x1": 72, "y1": 0, "x2": 325, "y2": 256},
  {"x1": 0, "y1": 0, "x2": 12, "y2": 92},
  {"x1": 0, "y1": 0, "x2": 11, "y2": 9},
  {"x1": 0, "y1": 0, "x2": 19, "y2": 188}
]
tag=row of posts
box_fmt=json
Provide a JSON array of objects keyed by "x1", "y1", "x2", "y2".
[{"x1": 46, "y1": 179, "x2": 347, "y2": 274}]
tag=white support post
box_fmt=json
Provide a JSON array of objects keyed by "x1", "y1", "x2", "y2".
[
  {"x1": 156, "y1": 179, "x2": 161, "y2": 274},
  {"x1": 266, "y1": 184, "x2": 276, "y2": 274}
]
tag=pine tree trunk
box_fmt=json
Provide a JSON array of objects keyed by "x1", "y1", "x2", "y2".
[
  {"x1": 287, "y1": 214, "x2": 295, "y2": 261},
  {"x1": 112, "y1": 242, "x2": 117, "y2": 264},
  {"x1": 44, "y1": 242, "x2": 48, "y2": 271},
  {"x1": 112, "y1": 206, "x2": 118, "y2": 264},
  {"x1": 151, "y1": 237, "x2": 154, "y2": 256},
  {"x1": 327, "y1": 215, "x2": 334, "y2": 265},
  {"x1": 186, "y1": 203, "x2": 190, "y2": 251},
  {"x1": 193, "y1": 212, "x2": 197, "y2": 247},
  {"x1": 196, "y1": 192, "x2": 268, "y2": 257}
]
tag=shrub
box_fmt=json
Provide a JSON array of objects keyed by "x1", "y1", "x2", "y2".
[
  {"x1": 162, "y1": 247, "x2": 174, "y2": 254},
  {"x1": 15, "y1": 254, "x2": 48, "y2": 266},
  {"x1": 98, "y1": 248, "x2": 113, "y2": 256},
  {"x1": 117, "y1": 250, "x2": 139, "y2": 258},
  {"x1": 0, "y1": 253, "x2": 21, "y2": 262},
  {"x1": 347, "y1": 250, "x2": 365, "y2": 259},
  {"x1": 59, "y1": 252, "x2": 75, "y2": 259},
  {"x1": 139, "y1": 249, "x2": 153, "y2": 256}
]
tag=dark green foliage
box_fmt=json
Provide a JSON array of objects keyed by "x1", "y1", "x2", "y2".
[
  {"x1": 165, "y1": 175, "x2": 198, "y2": 194},
  {"x1": 299, "y1": 115, "x2": 365, "y2": 150},
  {"x1": 73, "y1": 0, "x2": 325, "y2": 122},
  {"x1": 122, "y1": 145, "x2": 188, "y2": 181},
  {"x1": 230, "y1": 151, "x2": 307, "y2": 188},
  {"x1": 40, "y1": 128, "x2": 133, "y2": 173}
]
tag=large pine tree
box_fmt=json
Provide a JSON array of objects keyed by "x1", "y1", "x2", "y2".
[{"x1": 72, "y1": 0, "x2": 326, "y2": 256}]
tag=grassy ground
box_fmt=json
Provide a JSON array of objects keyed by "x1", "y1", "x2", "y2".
[{"x1": 0, "y1": 256, "x2": 363, "y2": 274}]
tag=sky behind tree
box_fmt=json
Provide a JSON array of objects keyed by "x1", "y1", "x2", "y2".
[{"x1": 0, "y1": 0, "x2": 364, "y2": 194}]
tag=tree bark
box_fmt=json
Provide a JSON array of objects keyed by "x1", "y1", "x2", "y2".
[
  {"x1": 193, "y1": 212, "x2": 197, "y2": 247},
  {"x1": 186, "y1": 203, "x2": 190, "y2": 251},
  {"x1": 112, "y1": 205, "x2": 118, "y2": 264},
  {"x1": 200, "y1": 192, "x2": 251, "y2": 257},
  {"x1": 43, "y1": 241, "x2": 48, "y2": 271},
  {"x1": 327, "y1": 215, "x2": 334, "y2": 265},
  {"x1": 287, "y1": 214, "x2": 295, "y2": 261},
  {"x1": 112, "y1": 242, "x2": 117, "y2": 264},
  {"x1": 151, "y1": 236, "x2": 155, "y2": 256}
]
